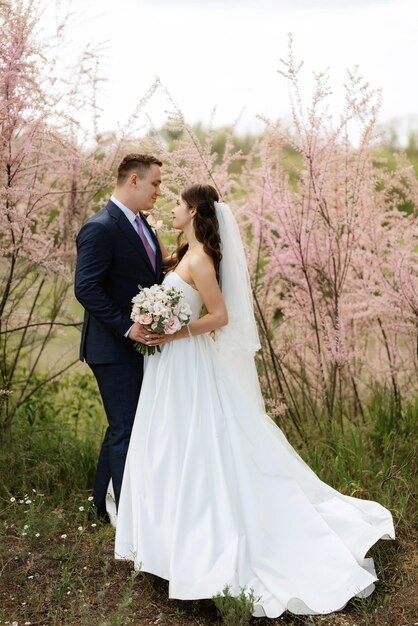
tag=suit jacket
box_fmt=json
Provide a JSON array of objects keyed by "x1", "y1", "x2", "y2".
[{"x1": 74, "y1": 200, "x2": 163, "y2": 364}]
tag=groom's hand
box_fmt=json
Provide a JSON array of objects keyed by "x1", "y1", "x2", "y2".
[{"x1": 128, "y1": 322, "x2": 160, "y2": 344}]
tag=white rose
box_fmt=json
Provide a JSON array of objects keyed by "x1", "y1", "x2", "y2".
[
  {"x1": 152, "y1": 301, "x2": 164, "y2": 315},
  {"x1": 155, "y1": 290, "x2": 166, "y2": 301},
  {"x1": 159, "y1": 306, "x2": 171, "y2": 318},
  {"x1": 132, "y1": 292, "x2": 145, "y2": 304}
]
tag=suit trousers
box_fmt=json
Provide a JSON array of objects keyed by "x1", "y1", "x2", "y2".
[{"x1": 89, "y1": 361, "x2": 143, "y2": 513}]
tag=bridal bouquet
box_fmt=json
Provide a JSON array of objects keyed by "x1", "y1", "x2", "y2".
[{"x1": 131, "y1": 284, "x2": 192, "y2": 355}]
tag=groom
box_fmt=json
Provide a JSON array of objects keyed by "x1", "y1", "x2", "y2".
[{"x1": 75, "y1": 153, "x2": 164, "y2": 521}]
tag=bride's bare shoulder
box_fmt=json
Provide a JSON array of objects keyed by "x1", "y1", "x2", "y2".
[
  {"x1": 188, "y1": 248, "x2": 216, "y2": 282},
  {"x1": 188, "y1": 248, "x2": 214, "y2": 269}
]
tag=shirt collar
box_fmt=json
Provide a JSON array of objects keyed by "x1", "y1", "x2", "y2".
[{"x1": 110, "y1": 195, "x2": 137, "y2": 225}]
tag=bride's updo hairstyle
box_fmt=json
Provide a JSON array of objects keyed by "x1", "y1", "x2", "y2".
[{"x1": 170, "y1": 184, "x2": 223, "y2": 282}]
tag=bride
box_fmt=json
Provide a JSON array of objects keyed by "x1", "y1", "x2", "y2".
[{"x1": 114, "y1": 183, "x2": 395, "y2": 618}]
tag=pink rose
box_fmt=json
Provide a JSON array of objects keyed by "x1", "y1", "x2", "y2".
[
  {"x1": 164, "y1": 316, "x2": 181, "y2": 334},
  {"x1": 138, "y1": 313, "x2": 153, "y2": 325},
  {"x1": 131, "y1": 305, "x2": 142, "y2": 322}
]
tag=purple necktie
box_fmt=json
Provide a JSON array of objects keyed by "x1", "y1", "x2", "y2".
[{"x1": 134, "y1": 215, "x2": 156, "y2": 271}]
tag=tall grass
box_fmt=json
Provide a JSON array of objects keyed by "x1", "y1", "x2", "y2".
[{"x1": 0, "y1": 374, "x2": 416, "y2": 625}]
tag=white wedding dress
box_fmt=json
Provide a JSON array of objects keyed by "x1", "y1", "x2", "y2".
[{"x1": 114, "y1": 271, "x2": 395, "y2": 618}]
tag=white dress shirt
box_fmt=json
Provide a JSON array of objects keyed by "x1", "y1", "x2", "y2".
[{"x1": 110, "y1": 195, "x2": 156, "y2": 252}]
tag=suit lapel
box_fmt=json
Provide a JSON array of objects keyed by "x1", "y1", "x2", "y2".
[{"x1": 106, "y1": 201, "x2": 161, "y2": 277}]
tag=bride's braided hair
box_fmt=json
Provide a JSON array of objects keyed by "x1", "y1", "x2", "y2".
[{"x1": 170, "y1": 184, "x2": 222, "y2": 282}]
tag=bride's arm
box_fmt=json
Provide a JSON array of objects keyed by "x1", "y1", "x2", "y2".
[{"x1": 154, "y1": 254, "x2": 228, "y2": 344}]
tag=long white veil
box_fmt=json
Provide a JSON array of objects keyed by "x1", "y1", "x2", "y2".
[
  {"x1": 214, "y1": 201, "x2": 264, "y2": 411},
  {"x1": 214, "y1": 201, "x2": 261, "y2": 354}
]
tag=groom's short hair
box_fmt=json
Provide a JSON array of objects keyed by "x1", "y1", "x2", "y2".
[{"x1": 117, "y1": 153, "x2": 162, "y2": 184}]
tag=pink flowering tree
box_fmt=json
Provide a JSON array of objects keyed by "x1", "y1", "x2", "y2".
[
  {"x1": 237, "y1": 39, "x2": 417, "y2": 440},
  {"x1": 1, "y1": 2, "x2": 416, "y2": 445},
  {"x1": 127, "y1": 59, "x2": 417, "y2": 445},
  {"x1": 0, "y1": 0, "x2": 115, "y2": 431}
]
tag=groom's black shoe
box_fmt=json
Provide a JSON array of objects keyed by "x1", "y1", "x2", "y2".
[{"x1": 87, "y1": 502, "x2": 111, "y2": 525}]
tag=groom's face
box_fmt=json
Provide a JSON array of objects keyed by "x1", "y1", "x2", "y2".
[{"x1": 134, "y1": 164, "x2": 162, "y2": 212}]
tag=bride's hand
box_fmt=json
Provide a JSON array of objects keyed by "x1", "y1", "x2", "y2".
[
  {"x1": 129, "y1": 322, "x2": 161, "y2": 345},
  {"x1": 151, "y1": 326, "x2": 189, "y2": 346},
  {"x1": 151, "y1": 333, "x2": 176, "y2": 346}
]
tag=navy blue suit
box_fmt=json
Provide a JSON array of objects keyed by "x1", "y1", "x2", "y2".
[{"x1": 75, "y1": 200, "x2": 162, "y2": 513}]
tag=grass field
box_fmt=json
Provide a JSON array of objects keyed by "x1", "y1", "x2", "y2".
[{"x1": 0, "y1": 382, "x2": 416, "y2": 626}]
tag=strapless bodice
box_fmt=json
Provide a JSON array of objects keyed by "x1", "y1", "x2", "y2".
[{"x1": 163, "y1": 272, "x2": 203, "y2": 322}]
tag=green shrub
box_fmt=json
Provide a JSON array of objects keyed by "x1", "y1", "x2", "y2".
[
  {"x1": 213, "y1": 585, "x2": 258, "y2": 626},
  {"x1": 0, "y1": 371, "x2": 103, "y2": 503}
]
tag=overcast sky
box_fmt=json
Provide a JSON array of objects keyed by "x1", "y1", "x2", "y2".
[{"x1": 40, "y1": 0, "x2": 417, "y2": 137}]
